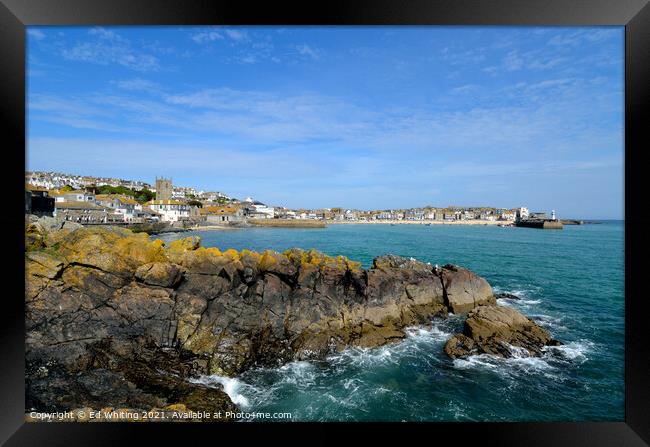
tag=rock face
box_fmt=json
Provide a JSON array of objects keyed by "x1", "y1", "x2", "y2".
[
  {"x1": 27, "y1": 221, "x2": 550, "y2": 417},
  {"x1": 439, "y1": 264, "x2": 496, "y2": 313},
  {"x1": 444, "y1": 305, "x2": 561, "y2": 359}
]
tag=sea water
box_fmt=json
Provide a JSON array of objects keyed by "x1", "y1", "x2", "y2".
[{"x1": 161, "y1": 221, "x2": 624, "y2": 421}]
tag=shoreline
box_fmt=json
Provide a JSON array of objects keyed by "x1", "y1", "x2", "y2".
[
  {"x1": 185, "y1": 224, "x2": 241, "y2": 231},
  {"x1": 326, "y1": 219, "x2": 514, "y2": 226},
  {"x1": 184, "y1": 220, "x2": 516, "y2": 231}
]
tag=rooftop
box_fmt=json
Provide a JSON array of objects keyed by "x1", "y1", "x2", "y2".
[
  {"x1": 145, "y1": 199, "x2": 186, "y2": 206},
  {"x1": 55, "y1": 201, "x2": 106, "y2": 210}
]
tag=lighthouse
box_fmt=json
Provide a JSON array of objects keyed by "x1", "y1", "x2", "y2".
[{"x1": 551, "y1": 210, "x2": 556, "y2": 220}]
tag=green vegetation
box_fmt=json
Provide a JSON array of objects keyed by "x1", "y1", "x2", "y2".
[
  {"x1": 187, "y1": 200, "x2": 203, "y2": 208},
  {"x1": 96, "y1": 185, "x2": 155, "y2": 203}
]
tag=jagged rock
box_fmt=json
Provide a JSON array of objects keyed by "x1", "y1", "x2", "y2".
[
  {"x1": 25, "y1": 220, "x2": 516, "y2": 417},
  {"x1": 443, "y1": 334, "x2": 478, "y2": 358},
  {"x1": 444, "y1": 305, "x2": 561, "y2": 359},
  {"x1": 62, "y1": 221, "x2": 83, "y2": 231},
  {"x1": 54, "y1": 227, "x2": 167, "y2": 278},
  {"x1": 494, "y1": 292, "x2": 520, "y2": 300},
  {"x1": 135, "y1": 262, "x2": 183, "y2": 288},
  {"x1": 25, "y1": 215, "x2": 83, "y2": 251},
  {"x1": 26, "y1": 342, "x2": 237, "y2": 421},
  {"x1": 439, "y1": 264, "x2": 496, "y2": 314},
  {"x1": 26, "y1": 251, "x2": 64, "y2": 279}
]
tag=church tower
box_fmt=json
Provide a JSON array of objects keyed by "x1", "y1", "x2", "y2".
[{"x1": 155, "y1": 177, "x2": 172, "y2": 201}]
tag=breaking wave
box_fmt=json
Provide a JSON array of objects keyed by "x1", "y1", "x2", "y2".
[
  {"x1": 190, "y1": 375, "x2": 254, "y2": 408},
  {"x1": 452, "y1": 339, "x2": 594, "y2": 380},
  {"x1": 190, "y1": 317, "x2": 597, "y2": 421}
]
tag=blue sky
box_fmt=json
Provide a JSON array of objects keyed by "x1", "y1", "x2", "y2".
[{"x1": 27, "y1": 26, "x2": 624, "y2": 218}]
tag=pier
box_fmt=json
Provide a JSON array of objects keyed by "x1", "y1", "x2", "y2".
[{"x1": 515, "y1": 219, "x2": 563, "y2": 229}]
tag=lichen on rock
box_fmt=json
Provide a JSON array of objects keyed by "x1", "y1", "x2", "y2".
[{"x1": 25, "y1": 218, "x2": 557, "y2": 420}]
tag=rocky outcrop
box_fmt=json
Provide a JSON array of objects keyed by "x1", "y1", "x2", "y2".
[
  {"x1": 25, "y1": 221, "x2": 553, "y2": 417},
  {"x1": 494, "y1": 292, "x2": 520, "y2": 300},
  {"x1": 438, "y1": 264, "x2": 496, "y2": 313},
  {"x1": 444, "y1": 305, "x2": 561, "y2": 359}
]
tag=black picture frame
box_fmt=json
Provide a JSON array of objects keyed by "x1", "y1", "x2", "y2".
[{"x1": 2, "y1": 0, "x2": 648, "y2": 444}]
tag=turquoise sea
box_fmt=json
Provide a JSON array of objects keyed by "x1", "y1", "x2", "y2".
[{"x1": 159, "y1": 221, "x2": 625, "y2": 421}]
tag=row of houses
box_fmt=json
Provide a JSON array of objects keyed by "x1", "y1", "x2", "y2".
[
  {"x1": 27, "y1": 172, "x2": 533, "y2": 226},
  {"x1": 266, "y1": 207, "x2": 522, "y2": 222},
  {"x1": 26, "y1": 171, "x2": 151, "y2": 192},
  {"x1": 27, "y1": 172, "x2": 239, "y2": 205},
  {"x1": 27, "y1": 185, "x2": 282, "y2": 226},
  {"x1": 25, "y1": 185, "x2": 196, "y2": 224}
]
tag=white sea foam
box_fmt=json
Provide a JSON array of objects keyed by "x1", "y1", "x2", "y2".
[
  {"x1": 496, "y1": 299, "x2": 513, "y2": 307},
  {"x1": 329, "y1": 345, "x2": 397, "y2": 369},
  {"x1": 454, "y1": 354, "x2": 557, "y2": 380},
  {"x1": 530, "y1": 314, "x2": 567, "y2": 331},
  {"x1": 493, "y1": 286, "x2": 543, "y2": 301},
  {"x1": 190, "y1": 375, "x2": 252, "y2": 407},
  {"x1": 543, "y1": 340, "x2": 593, "y2": 363},
  {"x1": 453, "y1": 337, "x2": 594, "y2": 380},
  {"x1": 405, "y1": 324, "x2": 453, "y2": 342},
  {"x1": 452, "y1": 355, "x2": 500, "y2": 370},
  {"x1": 447, "y1": 401, "x2": 470, "y2": 420}
]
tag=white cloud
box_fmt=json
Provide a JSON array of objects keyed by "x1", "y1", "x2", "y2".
[
  {"x1": 224, "y1": 29, "x2": 248, "y2": 41},
  {"x1": 503, "y1": 50, "x2": 524, "y2": 71},
  {"x1": 294, "y1": 44, "x2": 320, "y2": 60},
  {"x1": 548, "y1": 28, "x2": 620, "y2": 46},
  {"x1": 191, "y1": 30, "x2": 223, "y2": 43},
  {"x1": 27, "y1": 29, "x2": 45, "y2": 40},
  {"x1": 440, "y1": 47, "x2": 487, "y2": 66},
  {"x1": 450, "y1": 84, "x2": 480, "y2": 94},
  {"x1": 61, "y1": 28, "x2": 159, "y2": 71},
  {"x1": 191, "y1": 27, "x2": 248, "y2": 44},
  {"x1": 28, "y1": 71, "x2": 623, "y2": 164},
  {"x1": 114, "y1": 78, "x2": 161, "y2": 93}
]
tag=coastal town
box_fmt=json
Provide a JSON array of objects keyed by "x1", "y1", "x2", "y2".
[{"x1": 25, "y1": 170, "x2": 564, "y2": 229}]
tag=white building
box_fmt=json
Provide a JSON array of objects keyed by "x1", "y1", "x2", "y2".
[
  {"x1": 516, "y1": 207, "x2": 530, "y2": 220},
  {"x1": 252, "y1": 203, "x2": 274, "y2": 218},
  {"x1": 243, "y1": 198, "x2": 274, "y2": 218},
  {"x1": 145, "y1": 199, "x2": 191, "y2": 223},
  {"x1": 95, "y1": 194, "x2": 144, "y2": 222},
  {"x1": 56, "y1": 190, "x2": 96, "y2": 203},
  {"x1": 171, "y1": 189, "x2": 186, "y2": 199}
]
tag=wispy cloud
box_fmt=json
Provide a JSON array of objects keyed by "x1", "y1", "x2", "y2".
[
  {"x1": 547, "y1": 28, "x2": 620, "y2": 47},
  {"x1": 483, "y1": 28, "x2": 620, "y2": 76},
  {"x1": 27, "y1": 29, "x2": 45, "y2": 40},
  {"x1": 191, "y1": 27, "x2": 248, "y2": 44},
  {"x1": 26, "y1": 26, "x2": 624, "y2": 215},
  {"x1": 61, "y1": 27, "x2": 159, "y2": 71},
  {"x1": 114, "y1": 78, "x2": 161, "y2": 93},
  {"x1": 28, "y1": 69, "x2": 622, "y2": 163},
  {"x1": 224, "y1": 29, "x2": 248, "y2": 41},
  {"x1": 192, "y1": 30, "x2": 224, "y2": 43},
  {"x1": 440, "y1": 46, "x2": 487, "y2": 66},
  {"x1": 293, "y1": 44, "x2": 320, "y2": 60}
]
